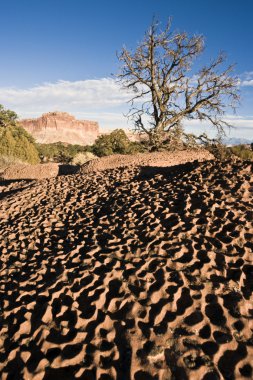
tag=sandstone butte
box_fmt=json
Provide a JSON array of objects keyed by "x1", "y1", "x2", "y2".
[{"x1": 20, "y1": 111, "x2": 100, "y2": 145}]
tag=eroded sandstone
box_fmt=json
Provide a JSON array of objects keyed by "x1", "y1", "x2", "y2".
[{"x1": 20, "y1": 111, "x2": 99, "y2": 145}]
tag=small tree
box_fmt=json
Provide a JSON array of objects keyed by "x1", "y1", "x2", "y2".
[
  {"x1": 0, "y1": 104, "x2": 40, "y2": 164},
  {"x1": 117, "y1": 20, "x2": 240, "y2": 150},
  {"x1": 0, "y1": 104, "x2": 18, "y2": 127},
  {"x1": 93, "y1": 129, "x2": 134, "y2": 157}
]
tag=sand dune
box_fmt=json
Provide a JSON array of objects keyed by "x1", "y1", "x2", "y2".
[{"x1": 0, "y1": 155, "x2": 253, "y2": 379}]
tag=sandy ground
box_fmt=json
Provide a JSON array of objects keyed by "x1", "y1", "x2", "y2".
[
  {"x1": 0, "y1": 154, "x2": 253, "y2": 380},
  {"x1": 1, "y1": 163, "x2": 79, "y2": 181},
  {"x1": 81, "y1": 150, "x2": 214, "y2": 174},
  {"x1": 1, "y1": 163, "x2": 60, "y2": 181}
]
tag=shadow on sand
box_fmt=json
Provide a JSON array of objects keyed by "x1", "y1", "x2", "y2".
[
  {"x1": 0, "y1": 165, "x2": 80, "y2": 201},
  {"x1": 58, "y1": 164, "x2": 80, "y2": 176},
  {"x1": 136, "y1": 159, "x2": 202, "y2": 180}
]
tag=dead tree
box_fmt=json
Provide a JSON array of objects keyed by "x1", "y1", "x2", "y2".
[{"x1": 117, "y1": 19, "x2": 240, "y2": 149}]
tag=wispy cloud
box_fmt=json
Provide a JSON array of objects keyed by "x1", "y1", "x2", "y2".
[
  {"x1": 0, "y1": 78, "x2": 132, "y2": 114},
  {"x1": 241, "y1": 80, "x2": 253, "y2": 87},
  {"x1": 0, "y1": 77, "x2": 252, "y2": 138},
  {"x1": 184, "y1": 116, "x2": 253, "y2": 140},
  {"x1": 239, "y1": 71, "x2": 253, "y2": 87}
]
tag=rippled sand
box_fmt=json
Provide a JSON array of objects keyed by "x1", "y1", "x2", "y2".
[{"x1": 0, "y1": 156, "x2": 252, "y2": 380}]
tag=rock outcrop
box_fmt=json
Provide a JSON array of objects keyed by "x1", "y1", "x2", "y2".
[{"x1": 20, "y1": 111, "x2": 99, "y2": 145}]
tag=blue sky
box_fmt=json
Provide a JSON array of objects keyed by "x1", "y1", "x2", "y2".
[{"x1": 0, "y1": 0, "x2": 253, "y2": 139}]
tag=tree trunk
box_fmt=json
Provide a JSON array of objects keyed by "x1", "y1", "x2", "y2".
[{"x1": 149, "y1": 129, "x2": 164, "y2": 151}]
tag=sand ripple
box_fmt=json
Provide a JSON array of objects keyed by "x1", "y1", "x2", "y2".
[{"x1": 0, "y1": 159, "x2": 253, "y2": 379}]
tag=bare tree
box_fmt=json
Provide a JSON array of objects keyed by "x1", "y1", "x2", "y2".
[{"x1": 117, "y1": 19, "x2": 240, "y2": 149}]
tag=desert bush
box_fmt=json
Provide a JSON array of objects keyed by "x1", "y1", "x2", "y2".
[
  {"x1": 229, "y1": 145, "x2": 253, "y2": 160},
  {"x1": 0, "y1": 126, "x2": 40, "y2": 164},
  {"x1": 92, "y1": 129, "x2": 142, "y2": 157},
  {"x1": 0, "y1": 104, "x2": 18, "y2": 127},
  {"x1": 71, "y1": 152, "x2": 97, "y2": 165},
  {"x1": 128, "y1": 141, "x2": 147, "y2": 153},
  {"x1": 0, "y1": 105, "x2": 40, "y2": 164},
  {"x1": 36, "y1": 142, "x2": 91, "y2": 163},
  {"x1": 179, "y1": 133, "x2": 231, "y2": 160},
  {"x1": 205, "y1": 142, "x2": 231, "y2": 160}
]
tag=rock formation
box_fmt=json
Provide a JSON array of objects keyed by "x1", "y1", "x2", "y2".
[{"x1": 20, "y1": 111, "x2": 99, "y2": 145}]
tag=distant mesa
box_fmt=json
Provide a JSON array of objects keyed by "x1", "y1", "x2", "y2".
[{"x1": 20, "y1": 111, "x2": 99, "y2": 145}]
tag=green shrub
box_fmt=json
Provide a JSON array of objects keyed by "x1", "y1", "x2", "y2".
[
  {"x1": 0, "y1": 126, "x2": 40, "y2": 164},
  {"x1": 0, "y1": 105, "x2": 40, "y2": 164},
  {"x1": 36, "y1": 142, "x2": 91, "y2": 163},
  {"x1": 92, "y1": 134, "x2": 113, "y2": 157},
  {"x1": 92, "y1": 129, "x2": 143, "y2": 157},
  {"x1": 0, "y1": 104, "x2": 18, "y2": 127},
  {"x1": 229, "y1": 145, "x2": 253, "y2": 160}
]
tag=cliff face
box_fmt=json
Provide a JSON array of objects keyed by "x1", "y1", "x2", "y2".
[{"x1": 20, "y1": 111, "x2": 99, "y2": 145}]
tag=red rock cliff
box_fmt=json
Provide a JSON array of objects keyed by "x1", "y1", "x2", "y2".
[{"x1": 20, "y1": 111, "x2": 99, "y2": 145}]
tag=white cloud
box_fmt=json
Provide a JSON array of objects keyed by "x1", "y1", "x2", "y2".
[
  {"x1": 241, "y1": 80, "x2": 253, "y2": 87},
  {"x1": 0, "y1": 77, "x2": 252, "y2": 138},
  {"x1": 183, "y1": 116, "x2": 253, "y2": 140},
  {"x1": 0, "y1": 78, "x2": 132, "y2": 114},
  {"x1": 239, "y1": 71, "x2": 253, "y2": 86},
  {"x1": 223, "y1": 117, "x2": 253, "y2": 129},
  {"x1": 243, "y1": 71, "x2": 253, "y2": 80}
]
